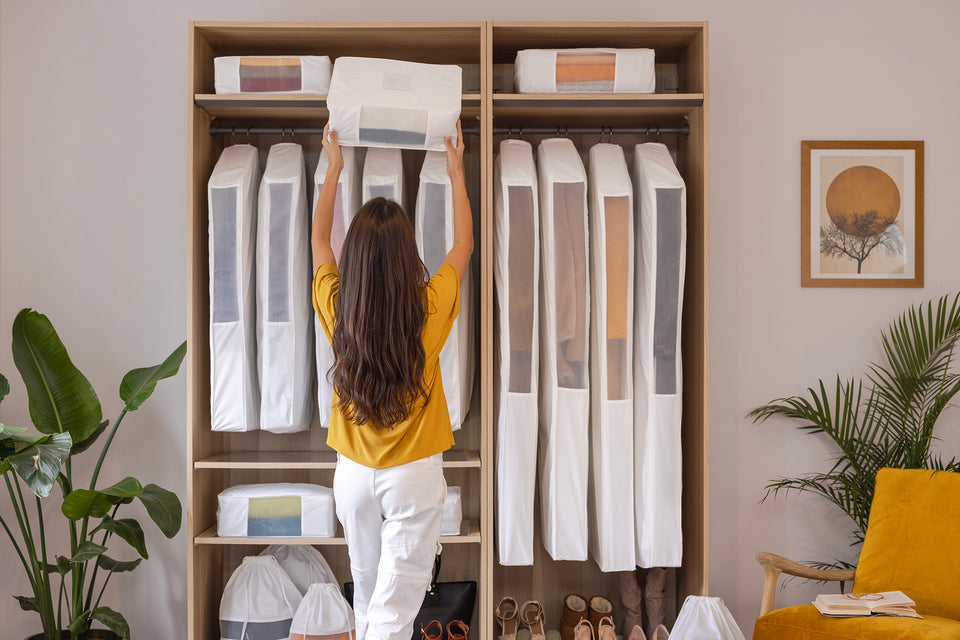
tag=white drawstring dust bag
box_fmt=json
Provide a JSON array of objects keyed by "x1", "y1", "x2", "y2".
[
  {"x1": 214, "y1": 56, "x2": 332, "y2": 94},
  {"x1": 219, "y1": 555, "x2": 303, "y2": 640},
  {"x1": 362, "y1": 147, "x2": 406, "y2": 211},
  {"x1": 537, "y1": 137, "x2": 590, "y2": 561},
  {"x1": 415, "y1": 151, "x2": 475, "y2": 430},
  {"x1": 289, "y1": 583, "x2": 357, "y2": 640},
  {"x1": 208, "y1": 144, "x2": 260, "y2": 432},
  {"x1": 257, "y1": 143, "x2": 314, "y2": 433},
  {"x1": 217, "y1": 483, "x2": 337, "y2": 538},
  {"x1": 326, "y1": 57, "x2": 461, "y2": 151},
  {"x1": 669, "y1": 596, "x2": 746, "y2": 640},
  {"x1": 259, "y1": 544, "x2": 336, "y2": 595},
  {"x1": 633, "y1": 142, "x2": 686, "y2": 568},
  {"x1": 493, "y1": 140, "x2": 540, "y2": 566},
  {"x1": 515, "y1": 48, "x2": 655, "y2": 93},
  {"x1": 441, "y1": 485, "x2": 463, "y2": 536},
  {"x1": 587, "y1": 143, "x2": 636, "y2": 572},
  {"x1": 313, "y1": 147, "x2": 362, "y2": 427}
]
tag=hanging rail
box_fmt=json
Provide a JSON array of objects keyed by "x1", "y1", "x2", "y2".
[{"x1": 208, "y1": 124, "x2": 690, "y2": 138}]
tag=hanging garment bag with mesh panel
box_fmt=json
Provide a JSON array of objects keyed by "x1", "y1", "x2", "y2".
[
  {"x1": 537, "y1": 137, "x2": 591, "y2": 561},
  {"x1": 587, "y1": 142, "x2": 637, "y2": 572},
  {"x1": 362, "y1": 147, "x2": 406, "y2": 211},
  {"x1": 208, "y1": 144, "x2": 260, "y2": 432},
  {"x1": 633, "y1": 142, "x2": 686, "y2": 568},
  {"x1": 493, "y1": 139, "x2": 540, "y2": 566}
]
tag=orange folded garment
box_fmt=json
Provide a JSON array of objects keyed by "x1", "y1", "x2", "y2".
[{"x1": 556, "y1": 63, "x2": 616, "y2": 83}]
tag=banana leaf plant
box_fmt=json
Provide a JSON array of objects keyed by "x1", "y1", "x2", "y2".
[
  {"x1": 749, "y1": 293, "x2": 960, "y2": 571},
  {"x1": 0, "y1": 308, "x2": 186, "y2": 639}
]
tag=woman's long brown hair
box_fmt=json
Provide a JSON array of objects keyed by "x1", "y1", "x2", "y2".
[{"x1": 332, "y1": 197, "x2": 429, "y2": 430}]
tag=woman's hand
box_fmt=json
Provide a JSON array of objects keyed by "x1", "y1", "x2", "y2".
[
  {"x1": 322, "y1": 123, "x2": 344, "y2": 174},
  {"x1": 444, "y1": 120, "x2": 465, "y2": 179}
]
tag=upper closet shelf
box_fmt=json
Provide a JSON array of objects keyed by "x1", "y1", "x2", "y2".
[{"x1": 195, "y1": 93, "x2": 483, "y2": 121}]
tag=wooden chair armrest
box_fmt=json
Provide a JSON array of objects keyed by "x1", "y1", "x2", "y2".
[{"x1": 755, "y1": 551, "x2": 857, "y2": 616}]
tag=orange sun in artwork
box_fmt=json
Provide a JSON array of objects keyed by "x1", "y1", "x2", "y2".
[{"x1": 825, "y1": 165, "x2": 901, "y2": 236}]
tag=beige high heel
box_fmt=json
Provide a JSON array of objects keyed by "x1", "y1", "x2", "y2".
[
  {"x1": 651, "y1": 623, "x2": 670, "y2": 640},
  {"x1": 627, "y1": 624, "x2": 648, "y2": 640},
  {"x1": 573, "y1": 618, "x2": 594, "y2": 640},
  {"x1": 496, "y1": 597, "x2": 519, "y2": 640},
  {"x1": 520, "y1": 600, "x2": 546, "y2": 640}
]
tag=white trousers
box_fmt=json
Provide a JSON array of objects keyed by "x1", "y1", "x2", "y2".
[{"x1": 334, "y1": 453, "x2": 446, "y2": 640}]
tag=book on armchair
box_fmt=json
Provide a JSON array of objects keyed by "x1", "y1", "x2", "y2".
[{"x1": 813, "y1": 591, "x2": 921, "y2": 618}]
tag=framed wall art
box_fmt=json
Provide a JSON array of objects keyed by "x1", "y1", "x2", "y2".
[{"x1": 801, "y1": 140, "x2": 924, "y2": 287}]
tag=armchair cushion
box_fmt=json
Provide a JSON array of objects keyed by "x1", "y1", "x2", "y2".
[
  {"x1": 753, "y1": 604, "x2": 960, "y2": 640},
  {"x1": 853, "y1": 468, "x2": 960, "y2": 620}
]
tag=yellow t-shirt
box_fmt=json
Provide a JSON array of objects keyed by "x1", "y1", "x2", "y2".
[{"x1": 312, "y1": 262, "x2": 461, "y2": 468}]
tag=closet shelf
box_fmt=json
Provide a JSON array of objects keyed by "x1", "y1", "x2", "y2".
[
  {"x1": 194, "y1": 520, "x2": 481, "y2": 546},
  {"x1": 195, "y1": 93, "x2": 483, "y2": 121},
  {"x1": 492, "y1": 93, "x2": 702, "y2": 128},
  {"x1": 194, "y1": 450, "x2": 481, "y2": 469}
]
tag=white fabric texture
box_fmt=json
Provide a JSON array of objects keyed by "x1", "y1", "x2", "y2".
[
  {"x1": 219, "y1": 555, "x2": 303, "y2": 640},
  {"x1": 514, "y1": 48, "x2": 655, "y2": 93},
  {"x1": 289, "y1": 583, "x2": 357, "y2": 640},
  {"x1": 537, "y1": 137, "x2": 590, "y2": 561},
  {"x1": 493, "y1": 139, "x2": 540, "y2": 566},
  {"x1": 313, "y1": 147, "x2": 362, "y2": 427},
  {"x1": 214, "y1": 56, "x2": 332, "y2": 94},
  {"x1": 633, "y1": 142, "x2": 686, "y2": 568},
  {"x1": 587, "y1": 143, "x2": 636, "y2": 572},
  {"x1": 256, "y1": 143, "x2": 313, "y2": 433},
  {"x1": 441, "y1": 485, "x2": 463, "y2": 536},
  {"x1": 670, "y1": 596, "x2": 746, "y2": 640},
  {"x1": 208, "y1": 144, "x2": 260, "y2": 432},
  {"x1": 362, "y1": 147, "x2": 406, "y2": 211},
  {"x1": 217, "y1": 483, "x2": 337, "y2": 538},
  {"x1": 259, "y1": 544, "x2": 337, "y2": 595},
  {"x1": 334, "y1": 453, "x2": 446, "y2": 640},
  {"x1": 327, "y1": 57, "x2": 461, "y2": 151},
  {"x1": 415, "y1": 151, "x2": 475, "y2": 431}
]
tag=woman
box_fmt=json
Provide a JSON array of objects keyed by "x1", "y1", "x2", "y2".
[{"x1": 311, "y1": 121, "x2": 472, "y2": 640}]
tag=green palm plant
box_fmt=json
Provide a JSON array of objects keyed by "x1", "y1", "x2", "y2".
[
  {"x1": 749, "y1": 293, "x2": 960, "y2": 570},
  {"x1": 0, "y1": 308, "x2": 186, "y2": 639}
]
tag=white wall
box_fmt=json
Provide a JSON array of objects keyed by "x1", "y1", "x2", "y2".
[{"x1": 2, "y1": 0, "x2": 959, "y2": 637}]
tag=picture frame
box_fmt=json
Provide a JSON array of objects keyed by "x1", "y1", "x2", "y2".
[{"x1": 801, "y1": 140, "x2": 924, "y2": 288}]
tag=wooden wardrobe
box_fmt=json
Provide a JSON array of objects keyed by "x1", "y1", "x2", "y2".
[{"x1": 186, "y1": 21, "x2": 709, "y2": 640}]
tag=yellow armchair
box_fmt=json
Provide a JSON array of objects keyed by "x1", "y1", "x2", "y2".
[{"x1": 752, "y1": 468, "x2": 960, "y2": 640}]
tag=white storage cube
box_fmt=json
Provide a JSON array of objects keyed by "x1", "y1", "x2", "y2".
[
  {"x1": 362, "y1": 147, "x2": 406, "y2": 211},
  {"x1": 633, "y1": 142, "x2": 686, "y2": 568},
  {"x1": 214, "y1": 56, "x2": 332, "y2": 94},
  {"x1": 257, "y1": 143, "x2": 314, "y2": 434},
  {"x1": 208, "y1": 144, "x2": 260, "y2": 432},
  {"x1": 217, "y1": 483, "x2": 337, "y2": 538},
  {"x1": 219, "y1": 555, "x2": 303, "y2": 640},
  {"x1": 493, "y1": 140, "x2": 540, "y2": 566},
  {"x1": 536, "y1": 137, "x2": 590, "y2": 561},
  {"x1": 587, "y1": 143, "x2": 636, "y2": 572},
  {"x1": 327, "y1": 56, "x2": 461, "y2": 151},
  {"x1": 313, "y1": 147, "x2": 362, "y2": 427},
  {"x1": 441, "y1": 486, "x2": 463, "y2": 536},
  {"x1": 415, "y1": 151, "x2": 475, "y2": 431},
  {"x1": 515, "y1": 48, "x2": 655, "y2": 93}
]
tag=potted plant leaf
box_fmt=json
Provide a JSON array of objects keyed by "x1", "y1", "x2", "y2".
[
  {"x1": 750, "y1": 293, "x2": 960, "y2": 571},
  {"x1": 0, "y1": 308, "x2": 186, "y2": 640}
]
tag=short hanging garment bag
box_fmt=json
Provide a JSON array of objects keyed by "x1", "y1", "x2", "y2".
[
  {"x1": 537, "y1": 137, "x2": 590, "y2": 561},
  {"x1": 313, "y1": 147, "x2": 362, "y2": 427},
  {"x1": 208, "y1": 144, "x2": 260, "y2": 432},
  {"x1": 415, "y1": 151, "x2": 475, "y2": 431},
  {"x1": 257, "y1": 143, "x2": 313, "y2": 433},
  {"x1": 362, "y1": 147, "x2": 406, "y2": 211},
  {"x1": 493, "y1": 140, "x2": 540, "y2": 566},
  {"x1": 587, "y1": 143, "x2": 636, "y2": 572},
  {"x1": 633, "y1": 142, "x2": 686, "y2": 568}
]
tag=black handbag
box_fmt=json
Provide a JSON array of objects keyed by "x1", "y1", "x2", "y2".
[{"x1": 344, "y1": 553, "x2": 477, "y2": 640}]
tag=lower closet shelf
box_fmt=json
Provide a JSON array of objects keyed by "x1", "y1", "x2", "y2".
[
  {"x1": 194, "y1": 450, "x2": 481, "y2": 469},
  {"x1": 194, "y1": 520, "x2": 482, "y2": 546}
]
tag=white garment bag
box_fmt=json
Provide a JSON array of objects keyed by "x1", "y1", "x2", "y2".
[
  {"x1": 313, "y1": 147, "x2": 362, "y2": 427},
  {"x1": 414, "y1": 151, "x2": 474, "y2": 431},
  {"x1": 257, "y1": 143, "x2": 313, "y2": 433},
  {"x1": 326, "y1": 57, "x2": 461, "y2": 152},
  {"x1": 537, "y1": 137, "x2": 590, "y2": 561},
  {"x1": 633, "y1": 142, "x2": 686, "y2": 568},
  {"x1": 219, "y1": 555, "x2": 303, "y2": 640},
  {"x1": 289, "y1": 583, "x2": 357, "y2": 640},
  {"x1": 208, "y1": 144, "x2": 260, "y2": 432},
  {"x1": 587, "y1": 143, "x2": 636, "y2": 572},
  {"x1": 493, "y1": 140, "x2": 540, "y2": 566},
  {"x1": 259, "y1": 544, "x2": 336, "y2": 595},
  {"x1": 670, "y1": 596, "x2": 746, "y2": 640},
  {"x1": 362, "y1": 147, "x2": 406, "y2": 211}
]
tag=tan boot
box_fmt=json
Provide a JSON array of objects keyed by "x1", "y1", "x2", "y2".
[
  {"x1": 560, "y1": 594, "x2": 588, "y2": 640},
  {"x1": 587, "y1": 595, "x2": 614, "y2": 629},
  {"x1": 617, "y1": 569, "x2": 644, "y2": 639},
  {"x1": 642, "y1": 567, "x2": 667, "y2": 639}
]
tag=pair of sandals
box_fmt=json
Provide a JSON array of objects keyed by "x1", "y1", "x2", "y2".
[
  {"x1": 496, "y1": 597, "x2": 545, "y2": 640},
  {"x1": 572, "y1": 615, "x2": 616, "y2": 640},
  {"x1": 627, "y1": 623, "x2": 671, "y2": 640},
  {"x1": 421, "y1": 619, "x2": 469, "y2": 640}
]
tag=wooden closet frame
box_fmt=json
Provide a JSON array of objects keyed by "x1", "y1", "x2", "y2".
[{"x1": 187, "y1": 21, "x2": 708, "y2": 640}]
